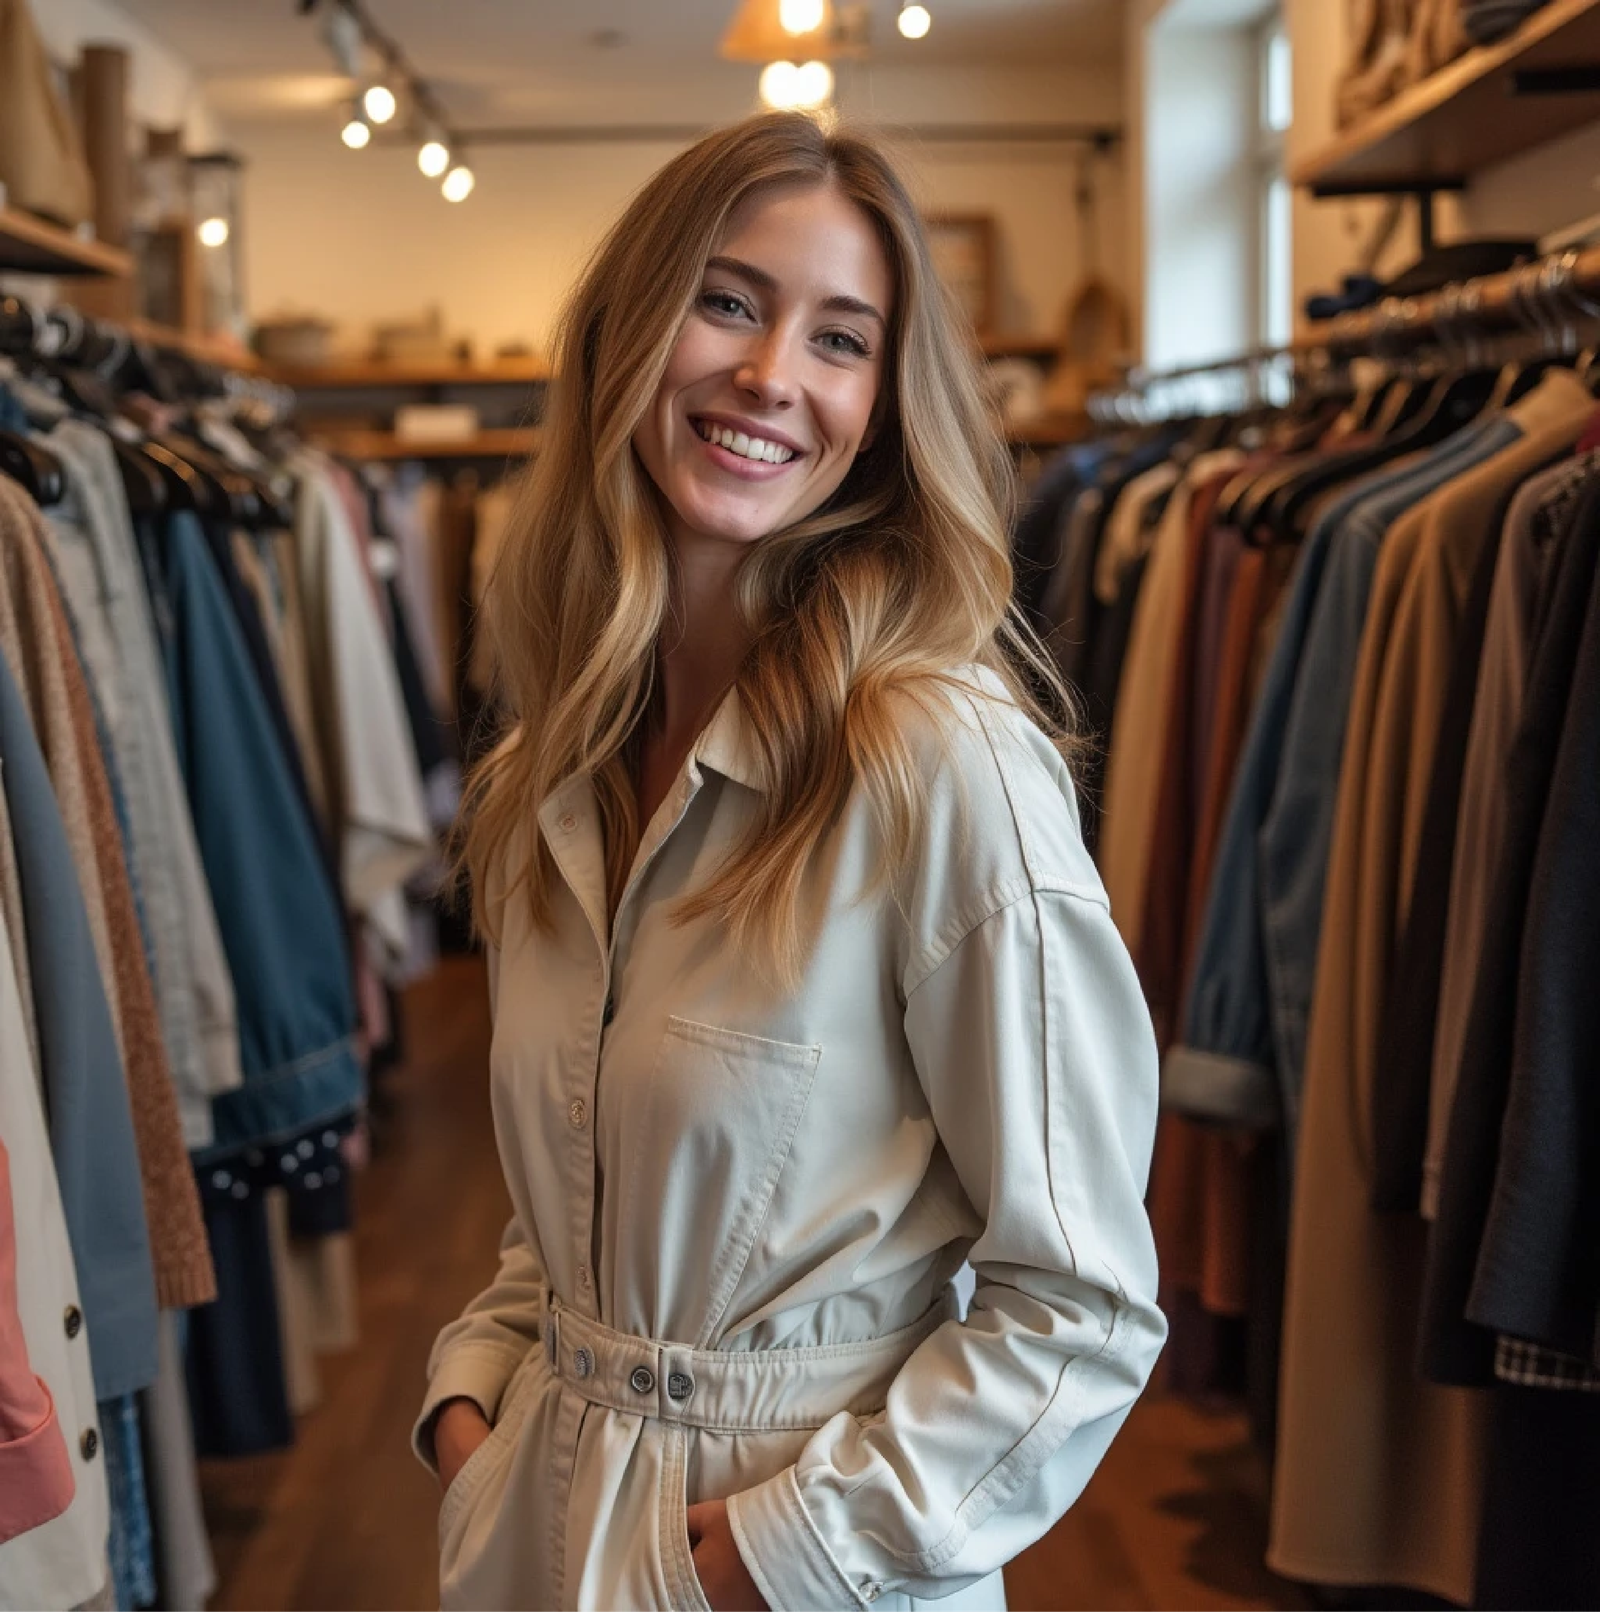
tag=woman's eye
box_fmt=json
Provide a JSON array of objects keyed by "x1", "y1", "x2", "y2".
[
  {"x1": 819, "y1": 329, "x2": 871, "y2": 358},
  {"x1": 701, "y1": 290, "x2": 749, "y2": 318}
]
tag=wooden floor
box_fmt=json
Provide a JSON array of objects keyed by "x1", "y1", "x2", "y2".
[{"x1": 200, "y1": 956, "x2": 1310, "y2": 1611}]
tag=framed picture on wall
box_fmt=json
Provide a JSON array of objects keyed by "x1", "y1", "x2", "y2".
[{"x1": 923, "y1": 212, "x2": 997, "y2": 337}]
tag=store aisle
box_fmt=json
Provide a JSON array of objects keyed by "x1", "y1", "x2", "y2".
[{"x1": 199, "y1": 955, "x2": 1306, "y2": 1612}]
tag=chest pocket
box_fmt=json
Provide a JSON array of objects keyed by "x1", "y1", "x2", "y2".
[{"x1": 624, "y1": 1017, "x2": 821, "y2": 1347}]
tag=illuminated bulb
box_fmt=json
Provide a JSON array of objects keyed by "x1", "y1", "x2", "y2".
[
  {"x1": 362, "y1": 82, "x2": 397, "y2": 123},
  {"x1": 779, "y1": 0, "x2": 824, "y2": 34},
  {"x1": 441, "y1": 164, "x2": 475, "y2": 202},
  {"x1": 759, "y1": 60, "x2": 799, "y2": 108},
  {"x1": 417, "y1": 139, "x2": 450, "y2": 177},
  {"x1": 341, "y1": 116, "x2": 371, "y2": 149},
  {"x1": 898, "y1": 3, "x2": 931, "y2": 39},
  {"x1": 197, "y1": 216, "x2": 230, "y2": 249},
  {"x1": 793, "y1": 59, "x2": 833, "y2": 106}
]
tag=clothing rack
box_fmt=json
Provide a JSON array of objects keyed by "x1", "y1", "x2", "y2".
[{"x1": 1094, "y1": 244, "x2": 1600, "y2": 420}]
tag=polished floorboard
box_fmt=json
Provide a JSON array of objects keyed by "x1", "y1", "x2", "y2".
[{"x1": 200, "y1": 955, "x2": 1309, "y2": 1611}]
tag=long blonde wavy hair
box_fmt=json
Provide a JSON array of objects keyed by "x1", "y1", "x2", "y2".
[{"x1": 461, "y1": 110, "x2": 1082, "y2": 981}]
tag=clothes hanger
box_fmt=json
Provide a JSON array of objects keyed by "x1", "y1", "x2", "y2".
[{"x1": 0, "y1": 430, "x2": 66, "y2": 507}]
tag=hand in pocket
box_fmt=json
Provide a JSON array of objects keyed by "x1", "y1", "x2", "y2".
[
  {"x1": 435, "y1": 1398, "x2": 493, "y2": 1495},
  {"x1": 686, "y1": 1499, "x2": 769, "y2": 1611}
]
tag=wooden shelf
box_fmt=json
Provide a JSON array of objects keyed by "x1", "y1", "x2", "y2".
[
  {"x1": 0, "y1": 204, "x2": 134, "y2": 277},
  {"x1": 307, "y1": 427, "x2": 540, "y2": 461},
  {"x1": 1294, "y1": 0, "x2": 1600, "y2": 192},
  {"x1": 125, "y1": 319, "x2": 260, "y2": 373},
  {"x1": 265, "y1": 357, "x2": 549, "y2": 388}
]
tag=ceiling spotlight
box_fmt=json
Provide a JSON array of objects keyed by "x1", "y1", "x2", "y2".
[
  {"x1": 441, "y1": 163, "x2": 475, "y2": 202},
  {"x1": 898, "y1": 3, "x2": 931, "y2": 39},
  {"x1": 362, "y1": 82, "x2": 397, "y2": 123},
  {"x1": 341, "y1": 114, "x2": 371, "y2": 149},
  {"x1": 793, "y1": 59, "x2": 834, "y2": 106},
  {"x1": 779, "y1": 0, "x2": 825, "y2": 34},
  {"x1": 759, "y1": 60, "x2": 799, "y2": 108},
  {"x1": 197, "y1": 216, "x2": 230, "y2": 248},
  {"x1": 418, "y1": 138, "x2": 450, "y2": 178}
]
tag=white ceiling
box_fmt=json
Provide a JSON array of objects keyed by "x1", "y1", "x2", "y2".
[{"x1": 112, "y1": 0, "x2": 1125, "y2": 121}]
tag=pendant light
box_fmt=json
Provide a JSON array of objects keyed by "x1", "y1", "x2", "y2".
[
  {"x1": 898, "y1": 3, "x2": 931, "y2": 39},
  {"x1": 441, "y1": 164, "x2": 475, "y2": 203},
  {"x1": 417, "y1": 138, "x2": 450, "y2": 178},
  {"x1": 778, "y1": 0, "x2": 825, "y2": 33},
  {"x1": 362, "y1": 81, "x2": 397, "y2": 123},
  {"x1": 340, "y1": 112, "x2": 371, "y2": 149}
]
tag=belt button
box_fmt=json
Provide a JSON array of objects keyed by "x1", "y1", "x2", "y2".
[
  {"x1": 574, "y1": 1347, "x2": 594, "y2": 1380},
  {"x1": 568, "y1": 1098, "x2": 587, "y2": 1129},
  {"x1": 630, "y1": 1365, "x2": 655, "y2": 1395},
  {"x1": 63, "y1": 1304, "x2": 82, "y2": 1340},
  {"x1": 80, "y1": 1427, "x2": 99, "y2": 1462},
  {"x1": 667, "y1": 1371, "x2": 694, "y2": 1403},
  {"x1": 861, "y1": 1583, "x2": 883, "y2": 1603}
]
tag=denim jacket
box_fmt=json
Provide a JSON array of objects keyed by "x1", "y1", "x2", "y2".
[
  {"x1": 139, "y1": 510, "x2": 362, "y2": 1163},
  {"x1": 1162, "y1": 418, "x2": 1518, "y2": 1143}
]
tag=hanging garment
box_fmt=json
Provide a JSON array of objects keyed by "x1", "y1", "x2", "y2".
[
  {"x1": 1419, "y1": 468, "x2": 1600, "y2": 1385},
  {"x1": 1460, "y1": 0, "x2": 1551, "y2": 43},
  {"x1": 290, "y1": 456, "x2": 433, "y2": 967},
  {"x1": 1270, "y1": 370, "x2": 1594, "y2": 1605},
  {"x1": 1468, "y1": 505, "x2": 1600, "y2": 1364},
  {"x1": 0, "y1": 1140, "x2": 74, "y2": 1547},
  {"x1": 0, "y1": 548, "x2": 159, "y2": 1403},
  {"x1": 138, "y1": 1313, "x2": 216, "y2": 1612},
  {"x1": 139, "y1": 508, "x2": 363, "y2": 1164},
  {"x1": 1098, "y1": 453, "x2": 1242, "y2": 951},
  {"x1": 1167, "y1": 415, "x2": 1517, "y2": 1143},
  {"x1": 0, "y1": 809, "x2": 110, "y2": 1612},
  {"x1": 413, "y1": 673, "x2": 1165, "y2": 1610},
  {"x1": 43, "y1": 419, "x2": 244, "y2": 1152}
]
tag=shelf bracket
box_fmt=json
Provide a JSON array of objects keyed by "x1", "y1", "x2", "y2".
[
  {"x1": 1511, "y1": 65, "x2": 1600, "y2": 95},
  {"x1": 1311, "y1": 176, "x2": 1468, "y2": 255}
]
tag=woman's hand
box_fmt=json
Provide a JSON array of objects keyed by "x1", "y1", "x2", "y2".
[
  {"x1": 686, "y1": 1499, "x2": 768, "y2": 1611},
  {"x1": 434, "y1": 1397, "x2": 492, "y2": 1494}
]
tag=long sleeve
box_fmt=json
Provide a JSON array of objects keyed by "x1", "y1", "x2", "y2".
[
  {"x1": 412, "y1": 944, "x2": 548, "y2": 1470},
  {"x1": 726, "y1": 886, "x2": 1165, "y2": 1609}
]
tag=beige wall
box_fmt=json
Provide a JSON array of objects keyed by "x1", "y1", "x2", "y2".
[{"x1": 234, "y1": 60, "x2": 1127, "y2": 360}]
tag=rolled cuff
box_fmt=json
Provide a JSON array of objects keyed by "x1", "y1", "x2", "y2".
[
  {"x1": 411, "y1": 1341, "x2": 529, "y2": 1472},
  {"x1": 1161, "y1": 1045, "x2": 1280, "y2": 1130},
  {"x1": 0, "y1": 1380, "x2": 75, "y2": 1545},
  {"x1": 726, "y1": 1464, "x2": 870, "y2": 1612}
]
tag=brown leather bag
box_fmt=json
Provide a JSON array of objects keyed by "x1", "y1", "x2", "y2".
[{"x1": 0, "y1": 0, "x2": 93, "y2": 228}]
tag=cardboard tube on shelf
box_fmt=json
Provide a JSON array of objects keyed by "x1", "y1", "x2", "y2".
[{"x1": 80, "y1": 44, "x2": 131, "y2": 248}]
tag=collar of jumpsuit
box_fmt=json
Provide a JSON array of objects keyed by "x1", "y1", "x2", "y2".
[{"x1": 418, "y1": 665, "x2": 1168, "y2": 1612}]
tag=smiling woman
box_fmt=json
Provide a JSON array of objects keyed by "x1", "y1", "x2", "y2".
[{"x1": 421, "y1": 111, "x2": 1165, "y2": 1612}]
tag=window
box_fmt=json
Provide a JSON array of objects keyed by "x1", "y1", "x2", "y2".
[{"x1": 1255, "y1": 13, "x2": 1293, "y2": 360}]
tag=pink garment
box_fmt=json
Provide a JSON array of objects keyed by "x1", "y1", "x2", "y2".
[{"x1": 0, "y1": 1141, "x2": 73, "y2": 1544}]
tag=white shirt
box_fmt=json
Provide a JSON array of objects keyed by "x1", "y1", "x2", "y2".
[{"x1": 416, "y1": 668, "x2": 1165, "y2": 1611}]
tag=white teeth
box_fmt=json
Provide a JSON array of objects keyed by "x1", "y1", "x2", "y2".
[{"x1": 695, "y1": 420, "x2": 795, "y2": 464}]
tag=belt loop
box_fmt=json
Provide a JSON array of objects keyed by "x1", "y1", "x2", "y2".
[{"x1": 545, "y1": 1294, "x2": 561, "y2": 1374}]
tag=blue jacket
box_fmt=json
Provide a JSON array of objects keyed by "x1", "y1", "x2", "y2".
[
  {"x1": 1162, "y1": 418, "x2": 1519, "y2": 1144},
  {"x1": 139, "y1": 511, "x2": 362, "y2": 1162}
]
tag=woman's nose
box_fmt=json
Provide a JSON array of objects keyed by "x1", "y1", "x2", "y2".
[{"x1": 734, "y1": 333, "x2": 799, "y2": 408}]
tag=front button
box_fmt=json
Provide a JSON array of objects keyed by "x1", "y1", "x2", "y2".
[
  {"x1": 558, "y1": 812, "x2": 577, "y2": 832},
  {"x1": 568, "y1": 1098, "x2": 587, "y2": 1129},
  {"x1": 630, "y1": 1365, "x2": 655, "y2": 1395},
  {"x1": 667, "y1": 1371, "x2": 694, "y2": 1402},
  {"x1": 63, "y1": 1305, "x2": 82, "y2": 1340},
  {"x1": 861, "y1": 1584, "x2": 882, "y2": 1603},
  {"x1": 80, "y1": 1428, "x2": 99, "y2": 1461}
]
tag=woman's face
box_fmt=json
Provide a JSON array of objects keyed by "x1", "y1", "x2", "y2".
[{"x1": 632, "y1": 180, "x2": 894, "y2": 556}]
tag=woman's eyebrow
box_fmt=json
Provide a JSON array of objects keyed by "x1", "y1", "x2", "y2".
[{"x1": 705, "y1": 254, "x2": 886, "y2": 329}]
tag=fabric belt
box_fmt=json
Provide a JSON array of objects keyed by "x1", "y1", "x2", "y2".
[{"x1": 540, "y1": 1287, "x2": 957, "y2": 1434}]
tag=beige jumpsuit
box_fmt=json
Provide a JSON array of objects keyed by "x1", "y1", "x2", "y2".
[{"x1": 414, "y1": 672, "x2": 1166, "y2": 1610}]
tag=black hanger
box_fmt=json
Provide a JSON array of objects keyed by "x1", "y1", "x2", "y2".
[
  {"x1": 0, "y1": 429, "x2": 66, "y2": 507},
  {"x1": 109, "y1": 435, "x2": 168, "y2": 519}
]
